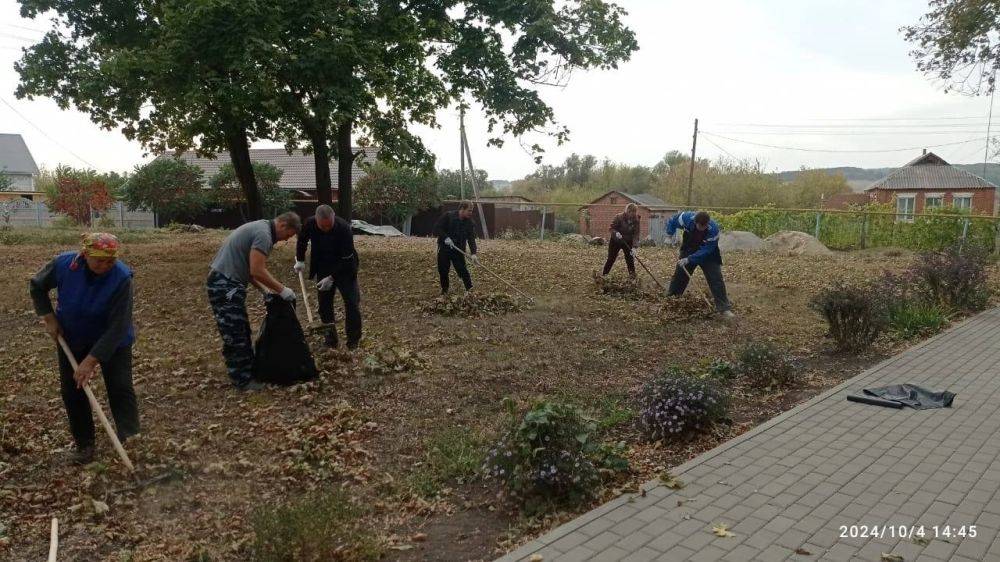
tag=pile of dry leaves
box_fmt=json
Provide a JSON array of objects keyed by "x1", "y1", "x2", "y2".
[{"x1": 421, "y1": 291, "x2": 523, "y2": 317}]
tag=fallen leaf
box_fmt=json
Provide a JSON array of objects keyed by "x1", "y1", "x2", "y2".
[
  {"x1": 912, "y1": 536, "x2": 930, "y2": 546},
  {"x1": 529, "y1": 555, "x2": 543, "y2": 562},
  {"x1": 794, "y1": 547, "x2": 812, "y2": 555},
  {"x1": 712, "y1": 523, "x2": 734, "y2": 538},
  {"x1": 411, "y1": 533, "x2": 427, "y2": 542},
  {"x1": 880, "y1": 554, "x2": 903, "y2": 562},
  {"x1": 92, "y1": 499, "x2": 109, "y2": 515},
  {"x1": 659, "y1": 471, "x2": 684, "y2": 489}
]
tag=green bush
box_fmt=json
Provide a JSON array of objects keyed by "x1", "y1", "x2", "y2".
[
  {"x1": 705, "y1": 358, "x2": 737, "y2": 381},
  {"x1": 908, "y1": 245, "x2": 991, "y2": 312},
  {"x1": 635, "y1": 368, "x2": 728, "y2": 442},
  {"x1": 251, "y1": 491, "x2": 381, "y2": 562},
  {"x1": 888, "y1": 302, "x2": 948, "y2": 339},
  {"x1": 483, "y1": 399, "x2": 628, "y2": 510},
  {"x1": 811, "y1": 281, "x2": 888, "y2": 352},
  {"x1": 737, "y1": 341, "x2": 796, "y2": 388}
]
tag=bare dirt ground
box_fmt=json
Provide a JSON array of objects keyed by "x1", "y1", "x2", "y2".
[{"x1": 0, "y1": 233, "x2": 954, "y2": 561}]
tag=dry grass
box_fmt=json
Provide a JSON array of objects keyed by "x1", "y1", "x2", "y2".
[{"x1": 0, "y1": 232, "x2": 966, "y2": 560}]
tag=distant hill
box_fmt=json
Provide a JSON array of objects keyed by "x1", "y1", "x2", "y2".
[{"x1": 776, "y1": 163, "x2": 1000, "y2": 192}]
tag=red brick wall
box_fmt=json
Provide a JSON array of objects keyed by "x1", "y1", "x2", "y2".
[
  {"x1": 871, "y1": 188, "x2": 995, "y2": 215},
  {"x1": 578, "y1": 192, "x2": 652, "y2": 238}
]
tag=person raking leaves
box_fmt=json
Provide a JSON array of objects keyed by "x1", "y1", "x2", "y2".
[
  {"x1": 294, "y1": 204, "x2": 362, "y2": 349},
  {"x1": 29, "y1": 233, "x2": 139, "y2": 465},
  {"x1": 433, "y1": 201, "x2": 480, "y2": 295},
  {"x1": 604, "y1": 202, "x2": 640, "y2": 278},
  {"x1": 664, "y1": 210, "x2": 735, "y2": 319},
  {"x1": 206, "y1": 212, "x2": 301, "y2": 391}
]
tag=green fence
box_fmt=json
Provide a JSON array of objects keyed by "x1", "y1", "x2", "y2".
[{"x1": 710, "y1": 206, "x2": 1000, "y2": 253}]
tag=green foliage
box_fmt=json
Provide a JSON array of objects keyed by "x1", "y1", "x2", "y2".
[
  {"x1": 0, "y1": 169, "x2": 12, "y2": 191},
  {"x1": 353, "y1": 163, "x2": 440, "y2": 224},
  {"x1": 908, "y1": 245, "x2": 992, "y2": 312},
  {"x1": 208, "y1": 162, "x2": 291, "y2": 218},
  {"x1": 888, "y1": 302, "x2": 948, "y2": 339},
  {"x1": 122, "y1": 158, "x2": 207, "y2": 219},
  {"x1": 437, "y1": 169, "x2": 490, "y2": 200},
  {"x1": 635, "y1": 368, "x2": 729, "y2": 442},
  {"x1": 483, "y1": 398, "x2": 628, "y2": 511},
  {"x1": 737, "y1": 342, "x2": 796, "y2": 389},
  {"x1": 705, "y1": 358, "x2": 738, "y2": 381},
  {"x1": 408, "y1": 428, "x2": 485, "y2": 499},
  {"x1": 250, "y1": 491, "x2": 381, "y2": 562},
  {"x1": 0, "y1": 227, "x2": 165, "y2": 247},
  {"x1": 811, "y1": 282, "x2": 889, "y2": 352}
]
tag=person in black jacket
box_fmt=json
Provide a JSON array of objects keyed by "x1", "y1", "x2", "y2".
[
  {"x1": 295, "y1": 205, "x2": 362, "y2": 349},
  {"x1": 433, "y1": 201, "x2": 479, "y2": 294}
]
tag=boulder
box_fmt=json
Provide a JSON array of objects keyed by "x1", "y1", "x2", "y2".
[
  {"x1": 719, "y1": 230, "x2": 763, "y2": 252},
  {"x1": 588, "y1": 236, "x2": 606, "y2": 246},
  {"x1": 761, "y1": 230, "x2": 833, "y2": 256},
  {"x1": 561, "y1": 233, "x2": 590, "y2": 245}
]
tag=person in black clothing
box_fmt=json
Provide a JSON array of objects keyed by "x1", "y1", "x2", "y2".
[
  {"x1": 295, "y1": 204, "x2": 362, "y2": 349},
  {"x1": 604, "y1": 203, "x2": 640, "y2": 278},
  {"x1": 433, "y1": 201, "x2": 479, "y2": 294}
]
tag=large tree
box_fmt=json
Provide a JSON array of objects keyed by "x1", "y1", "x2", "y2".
[
  {"x1": 15, "y1": 0, "x2": 282, "y2": 219},
  {"x1": 121, "y1": 158, "x2": 207, "y2": 221},
  {"x1": 903, "y1": 0, "x2": 1000, "y2": 95}
]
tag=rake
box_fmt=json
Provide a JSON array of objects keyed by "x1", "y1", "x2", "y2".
[
  {"x1": 297, "y1": 269, "x2": 335, "y2": 334},
  {"x1": 446, "y1": 242, "x2": 534, "y2": 302}
]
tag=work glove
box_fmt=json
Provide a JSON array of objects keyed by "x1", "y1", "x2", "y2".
[
  {"x1": 444, "y1": 237, "x2": 455, "y2": 248},
  {"x1": 317, "y1": 276, "x2": 334, "y2": 292},
  {"x1": 630, "y1": 248, "x2": 637, "y2": 258},
  {"x1": 293, "y1": 260, "x2": 305, "y2": 273},
  {"x1": 614, "y1": 231, "x2": 623, "y2": 240},
  {"x1": 666, "y1": 233, "x2": 679, "y2": 246},
  {"x1": 470, "y1": 254, "x2": 480, "y2": 265},
  {"x1": 279, "y1": 286, "x2": 297, "y2": 302},
  {"x1": 677, "y1": 257, "x2": 690, "y2": 268}
]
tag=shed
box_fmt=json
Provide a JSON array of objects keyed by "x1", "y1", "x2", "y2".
[{"x1": 579, "y1": 190, "x2": 681, "y2": 243}]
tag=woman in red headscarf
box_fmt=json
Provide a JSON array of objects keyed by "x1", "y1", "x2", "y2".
[{"x1": 29, "y1": 233, "x2": 139, "y2": 464}]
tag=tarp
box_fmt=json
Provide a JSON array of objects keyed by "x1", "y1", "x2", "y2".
[
  {"x1": 252, "y1": 295, "x2": 318, "y2": 385},
  {"x1": 849, "y1": 384, "x2": 955, "y2": 410},
  {"x1": 351, "y1": 219, "x2": 403, "y2": 237}
]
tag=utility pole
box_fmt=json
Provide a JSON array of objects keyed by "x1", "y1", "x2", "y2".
[
  {"x1": 459, "y1": 107, "x2": 467, "y2": 200},
  {"x1": 459, "y1": 110, "x2": 490, "y2": 239},
  {"x1": 686, "y1": 118, "x2": 698, "y2": 207}
]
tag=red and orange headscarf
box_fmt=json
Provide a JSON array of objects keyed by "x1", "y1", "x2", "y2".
[{"x1": 81, "y1": 232, "x2": 121, "y2": 258}]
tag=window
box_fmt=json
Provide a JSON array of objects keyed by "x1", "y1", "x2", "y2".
[
  {"x1": 610, "y1": 196, "x2": 618, "y2": 204},
  {"x1": 924, "y1": 193, "x2": 943, "y2": 209},
  {"x1": 896, "y1": 194, "x2": 915, "y2": 222},
  {"x1": 953, "y1": 194, "x2": 973, "y2": 210}
]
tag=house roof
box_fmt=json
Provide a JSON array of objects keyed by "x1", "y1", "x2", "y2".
[
  {"x1": 866, "y1": 151, "x2": 997, "y2": 191},
  {"x1": 585, "y1": 190, "x2": 679, "y2": 210},
  {"x1": 165, "y1": 147, "x2": 379, "y2": 194},
  {"x1": 0, "y1": 134, "x2": 40, "y2": 176}
]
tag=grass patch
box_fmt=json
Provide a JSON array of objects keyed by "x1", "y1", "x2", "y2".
[
  {"x1": 888, "y1": 302, "x2": 948, "y2": 339},
  {"x1": 0, "y1": 226, "x2": 170, "y2": 246},
  {"x1": 408, "y1": 427, "x2": 486, "y2": 498},
  {"x1": 251, "y1": 490, "x2": 381, "y2": 562},
  {"x1": 594, "y1": 394, "x2": 635, "y2": 431}
]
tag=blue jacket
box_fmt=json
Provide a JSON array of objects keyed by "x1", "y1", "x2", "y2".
[
  {"x1": 665, "y1": 211, "x2": 722, "y2": 266},
  {"x1": 54, "y1": 251, "x2": 136, "y2": 350}
]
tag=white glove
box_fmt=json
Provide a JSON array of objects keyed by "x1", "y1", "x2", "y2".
[
  {"x1": 444, "y1": 237, "x2": 455, "y2": 248},
  {"x1": 677, "y1": 257, "x2": 690, "y2": 268},
  {"x1": 630, "y1": 249, "x2": 637, "y2": 258},
  {"x1": 667, "y1": 233, "x2": 679, "y2": 246},
  {"x1": 614, "y1": 231, "x2": 622, "y2": 240},
  {"x1": 317, "y1": 276, "x2": 334, "y2": 292},
  {"x1": 293, "y1": 260, "x2": 305, "y2": 273},
  {"x1": 470, "y1": 254, "x2": 480, "y2": 265},
  {"x1": 279, "y1": 286, "x2": 297, "y2": 301}
]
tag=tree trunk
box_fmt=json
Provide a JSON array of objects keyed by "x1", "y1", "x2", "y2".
[
  {"x1": 225, "y1": 127, "x2": 262, "y2": 220},
  {"x1": 336, "y1": 118, "x2": 354, "y2": 220},
  {"x1": 312, "y1": 132, "x2": 334, "y2": 206}
]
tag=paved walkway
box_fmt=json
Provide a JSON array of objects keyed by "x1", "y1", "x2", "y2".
[{"x1": 499, "y1": 309, "x2": 1000, "y2": 562}]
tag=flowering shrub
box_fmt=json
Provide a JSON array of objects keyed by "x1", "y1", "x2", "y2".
[
  {"x1": 737, "y1": 341, "x2": 796, "y2": 388},
  {"x1": 483, "y1": 399, "x2": 628, "y2": 509},
  {"x1": 635, "y1": 368, "x2": 729, "y2": 442}
]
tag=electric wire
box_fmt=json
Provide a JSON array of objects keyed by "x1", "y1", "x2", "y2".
[
  {"x1": 699, "y1": 131, "x2": 985, "y2": 154},
  {"x1": 0, "y1": 95, "x2": 96, "y2": 168}
]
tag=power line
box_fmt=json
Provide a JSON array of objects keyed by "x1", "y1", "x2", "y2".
[
  {"x1": 710, "y1": 116, "x2": 987, "y2": 125},
  {"x1": 700, "y1": 131, "x2": 986, "y2": 154},
  {"x1": 710, "y1": 130, "x2": 995, "y2": 136},
  {"x1": 0, "y1": 22, "x2": 47, "y2": 34},
  {"x1": 984, "y1": 68, "x2": 997, "y2": 177},
  {"x1": 700, "y1": 135, "x2": 739, "y2": 160},
  {"x1": 706, "y1": 122, "x2": 989, "y2": 129},
  {"x1": 0, "y1": 31, "x2": 40, "y2": 43},
  {"x1": 0, "y1": 95, "x2": 96, "y2": 168}
]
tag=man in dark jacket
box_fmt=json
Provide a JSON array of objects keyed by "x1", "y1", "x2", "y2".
[
  {"x1": 295, "y1": 204, "x2": 362, "y2": 349},
  {"x1": 604, "y1": 203, "x2": 640, "y2": 277},
  {"x1": 29, "y1": 233, "x2": 139, "y2": 464},
  {"x1": 433, "y1": 201, "x2": 479, "y2": 294},
  {"x1": 665, "y1": 210, "x2": 734, "y2": 318}
]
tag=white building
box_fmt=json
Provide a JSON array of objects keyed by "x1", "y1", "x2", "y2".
[{"x1": 0, "y1": 134, "x2": 40, "y2": 191}]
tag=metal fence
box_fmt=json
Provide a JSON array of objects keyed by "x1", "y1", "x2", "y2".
[{"x1": 3, "y1": 201, "x2": 156, "y2": 229}]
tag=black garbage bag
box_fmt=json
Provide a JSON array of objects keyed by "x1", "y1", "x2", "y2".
[
  {"x1": 252, "y1": 294, "x2": 318, "y2": 385},
  {"x1": 859, "y1": 384, "x2": 955, "y2": 410}
]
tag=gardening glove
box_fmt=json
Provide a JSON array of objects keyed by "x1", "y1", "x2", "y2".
[
  {"x1": 279, "y1": 286, "x2": 297, "y2": 302},
  {"x1": 630, "y1": 248, "x2": 637, "y2": 258},
  {"x1": 470, "y1": 254, "x2": 480, "y2": 265},
  {"x1": 614, "y1": 231, "x2": 623, "y2": 240},
  {"x1": 293, "y1": 260, "x2": 305, "y2": 273},
  {"x1": 677, "y1": 257, "x2": 690, "y2": 268},
  {"x1": 444, "y1": 237, "x2": 454, "y2": 248},
  {"x1": 317, "y1": 276, "x2": 334, "y2": 292}
]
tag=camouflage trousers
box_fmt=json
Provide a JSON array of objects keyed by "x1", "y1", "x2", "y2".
[{"x1": 206, "y1": 271, "x2": 253, "y2": 386}]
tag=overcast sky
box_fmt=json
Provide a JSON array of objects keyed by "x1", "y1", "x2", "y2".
[{"x1": 1, "y1": 0, "x2": 996, "y2": 181}]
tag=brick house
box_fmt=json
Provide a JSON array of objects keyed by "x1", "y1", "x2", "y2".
[
  {"x1": 865, "y1": 151, "x2": 997, "y2": 219},
  {"x1": 579, "y1": 190, "x2": 680, "y2": 243}
]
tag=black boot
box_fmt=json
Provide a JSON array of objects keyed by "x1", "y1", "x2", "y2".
[
  {"x1": 324, "y1": 332, "x2": 339, "y2": 349},
  {"x1": 72, "y1": 444, "x2": 95, "y2": 465}
]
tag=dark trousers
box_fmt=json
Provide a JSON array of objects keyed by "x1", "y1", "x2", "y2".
[
  {"x1": 603, "y1": 240, "x2": 636, "y2": 276},
  {"x1": 206, "y1": 271, "x2": 253, "y2": 385},
  {"x1": 437, "y1": 247, "x2": 472, "y2": 293},
  {"x1": 58, "y1": 344, "x2": 139, "y2": 448},
  {"x1": 317, "y1": 274, "x2": 362, "y2": 345},
  {"x1": 667, "y1": 261, "x2": 732, "y2": 312}
]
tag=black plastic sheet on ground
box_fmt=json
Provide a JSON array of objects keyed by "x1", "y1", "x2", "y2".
[{"x1": 847, "y1": 384, "x2": 955, "y2": 410}]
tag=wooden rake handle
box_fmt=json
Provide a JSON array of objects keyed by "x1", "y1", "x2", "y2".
[
  {"x1": 679, "y1": 262, "x2": 715, "y2": 309},
  {"x1": 447, "y1": 243, "x2": 534, "y2": 302},
  {"x1": 48, "y1": 517, "x2": 58, "y2": 562},
  {"x1": 297, "y1": 269, "x2": 315, "y2": 324},
  {"x1": 57, "y1": 336, "x2": 135, "y2": 472}
]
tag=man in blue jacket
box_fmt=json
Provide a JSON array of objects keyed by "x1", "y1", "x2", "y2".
[{"x1": 665, "y1": 210, "x2": 734, "y2": 318}]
